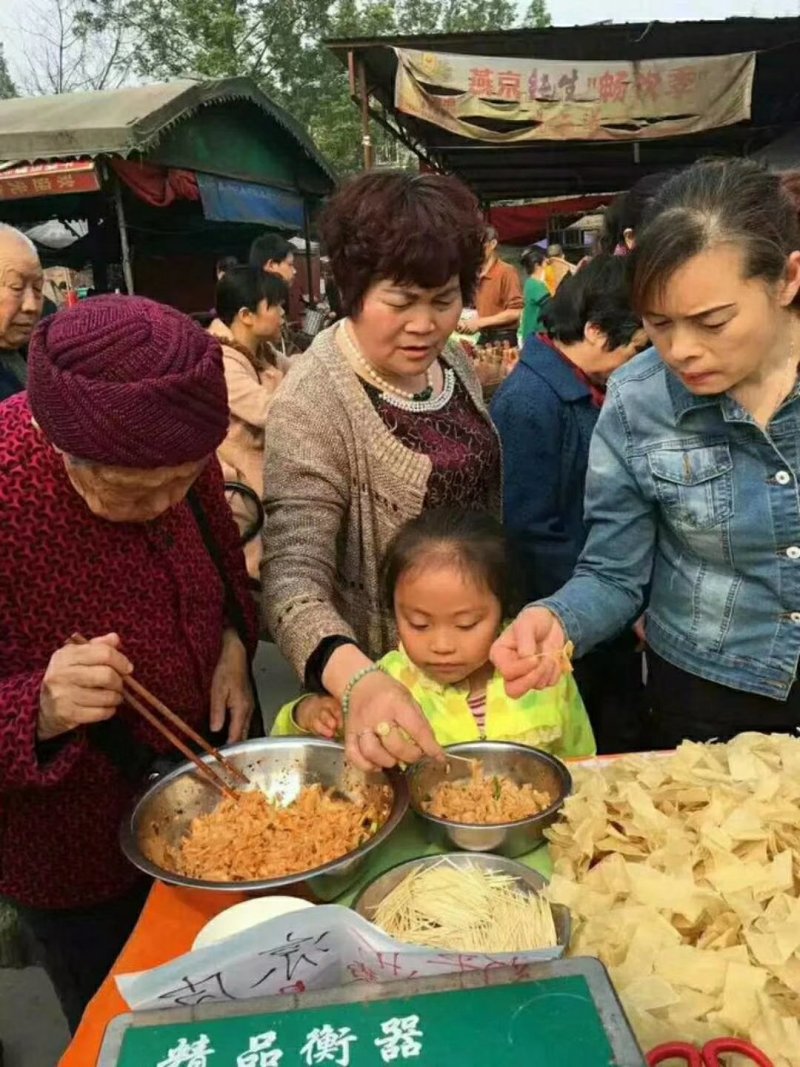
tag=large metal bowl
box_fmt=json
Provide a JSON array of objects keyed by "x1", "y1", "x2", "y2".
[
  {"x1": 120, "y1": 737, "x2": 408, "y2": 901},
  {"x1": 353, "y1": 852, "x2": 571, "y2": 949},
  {"x1": 407, "y1": 741, "x2": 571, "y2": 857}
]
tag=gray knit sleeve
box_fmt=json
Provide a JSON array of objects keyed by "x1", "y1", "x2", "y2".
[{"x1": 260, "y1": 369, "x2": 356, "y2": 678}]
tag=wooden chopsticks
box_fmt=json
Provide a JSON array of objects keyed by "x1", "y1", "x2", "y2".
[{"x1": 69, "y1": 633, "x2": 249, "y2": 800}]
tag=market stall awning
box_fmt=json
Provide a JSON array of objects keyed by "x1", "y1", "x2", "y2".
[
  {"x1": 490, "y1": 195, "x2": 614, "y2": 244},
  {"x1": 0, "y1": 78, "x2": 336, "y2": 193},
  {"x1": 197, "y1": 174, "x2": 306, "y2": 230},
  {"x1": 328, "y1": 17, "x2": 800, "y2": 201}
]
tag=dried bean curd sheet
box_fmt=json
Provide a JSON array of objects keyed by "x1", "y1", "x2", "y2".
[
  {"x1": 423, "y1": 761, "x2": 552, "y2": 824},
  {"x1": 544, "y1": 734, "x2": 800, "y2": 1067},
  {"x1": 167, "y1": 784, "x2": 391, "y2": 882},
  {"x1": 374, "y1": 860, "x2": 558, "y2": 953}
]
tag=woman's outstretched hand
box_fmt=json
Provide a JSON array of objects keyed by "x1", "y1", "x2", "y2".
[
  {"x1": 490, "y1": 607, "x2": 568, "y2": 698},
  {"x1": 344, "y1": 670, "x2": 443, "y2": 772}
]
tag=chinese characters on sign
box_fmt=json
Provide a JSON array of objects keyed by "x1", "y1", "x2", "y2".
[
  {"x1": 157, "y1": 1034, "x2": 215, "y2": 1067},
  {"x1": 0, "y1": 161, "x2": 101, "y2": 201},
  {"x1": 237, "y1": 1031, "x2": 283, "y2": 1067},
  {"x1": 157, "y1": 1016, "x2": 424, "y2": 1067},
  {"x1": 374, "y1": 1017, "x2": 423, "y2": 1063},
  {"x1": 394, "y1": 47, "x2": 756, "y2": 142}
]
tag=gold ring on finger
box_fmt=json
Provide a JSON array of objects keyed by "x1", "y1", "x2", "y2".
[{"x1": 375, "y1": 721, "x2": 393, "y2": 738}]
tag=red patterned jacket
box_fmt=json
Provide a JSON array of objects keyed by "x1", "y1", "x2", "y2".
[{"x1": 0, "y1": 395, "x2": 257, "y2": 909}]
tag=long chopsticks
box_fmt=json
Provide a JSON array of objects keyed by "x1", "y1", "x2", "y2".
[{"x1": 69, "y1": 633, "x2": 249, "y2": 800}]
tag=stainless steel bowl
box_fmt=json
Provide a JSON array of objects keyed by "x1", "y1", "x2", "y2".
[
  {"x1": 407, "y1": 741, "x2": 572, "y2": 857},
  {"x1": 353, "y1": 852, "x2": 571, "y2": 949},
  {"x1": 120, "y1": 737, "x2": 408, "y2": 901}
]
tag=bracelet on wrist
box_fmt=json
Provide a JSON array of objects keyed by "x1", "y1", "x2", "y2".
[{"x1": 341, "y1": 665, "x2": 381, "y2": 718}]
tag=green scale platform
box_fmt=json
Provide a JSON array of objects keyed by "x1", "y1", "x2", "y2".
[{"x1": 99, "y1": 958, "x2": 646, "y2": 1066}]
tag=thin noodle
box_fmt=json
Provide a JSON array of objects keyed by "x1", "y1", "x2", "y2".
[{"x1": 374, "y1": 860, "x2": 558, "y2": 952}]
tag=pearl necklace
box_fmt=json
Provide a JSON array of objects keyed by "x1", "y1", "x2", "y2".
[{"x1": 339, "y1": 315, "x2": 456, "y2": 411}]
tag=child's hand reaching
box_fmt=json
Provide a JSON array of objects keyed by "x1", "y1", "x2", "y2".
[{"x1": 294, "y1": 694, "x2": 343, "y2": 739}]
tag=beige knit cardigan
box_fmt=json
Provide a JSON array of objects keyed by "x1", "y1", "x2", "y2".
[{"x1": 260, "y1": 324, "x2": 501, "y2": 678}]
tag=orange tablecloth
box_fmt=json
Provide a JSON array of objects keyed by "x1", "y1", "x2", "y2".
[
  {"x1": 58, "y1": 883, "x2": 246, "y2": 1067},
  {"x1": 59, "y1": 754, "x2": 622, "y2": 1066}
]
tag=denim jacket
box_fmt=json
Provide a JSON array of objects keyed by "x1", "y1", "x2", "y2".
[{"x1": 543, "y1": 346, "x2": 800, "y2": 700}]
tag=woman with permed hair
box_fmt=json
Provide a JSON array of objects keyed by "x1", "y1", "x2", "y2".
[{"x1": 261, "y1": 171, "x2": 500, "y2": 772}]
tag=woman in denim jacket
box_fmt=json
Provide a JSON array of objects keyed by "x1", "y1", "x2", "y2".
[{"x1": 493, "y1": 158, "x2": 800, "y2": 747}]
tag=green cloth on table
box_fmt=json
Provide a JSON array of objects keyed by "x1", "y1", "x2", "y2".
[
  {"x1": 333, "y1": 811, "x2": 552, "y2": 907},
  {"x1": 521, "y1": 276, "x2": 551, "y2": 342}
]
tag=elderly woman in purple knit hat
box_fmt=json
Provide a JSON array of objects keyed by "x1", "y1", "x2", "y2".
[{"x1": 0, "y1": 295, "x2": 257, "y2": 1033}]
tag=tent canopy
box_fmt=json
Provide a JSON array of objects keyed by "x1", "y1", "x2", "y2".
[
  {"x1": 0, "y1": 78, "x2": 335, "y2": 191},
  {"x1": 328, "y1": 17, "x2": 800, "y2": 201}
]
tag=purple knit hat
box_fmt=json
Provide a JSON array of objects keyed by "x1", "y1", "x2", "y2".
[{"x1": 28, "y1": 295, "x2": 229, "y2": 467}]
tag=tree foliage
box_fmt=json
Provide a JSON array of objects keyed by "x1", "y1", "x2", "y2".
[
  {"x1": 74, "y1": 0, "x2": 551, "y2": 173},
  {"x1": 0, "y1": 44, "x2": 17, "y2": 99},
  {"x1": 17, "y1": 0, "x2": 132, "y2": 95}
]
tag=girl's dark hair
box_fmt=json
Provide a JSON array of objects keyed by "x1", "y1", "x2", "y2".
[
  {"x1": 382, "y1": 510, "x2": 510, "y2": 615},
  {"x1": 216, "y1": 266, "x2": 288, "y2": 327},
  {"x1": 599, "y1": 172, "x2": 672, "y2": 255},
  {"x1": 542, "y1": 254, "x2": 641, "y2": 349},
  {"x1": 631, "y1": 158, "x2": 800, "y2": 313},
  {"x1": 520, "y1": 246, "x2": 547, "y2": 274},
  {"x1": 320, "y1": 171, "x2": 485, "y2": 318}
]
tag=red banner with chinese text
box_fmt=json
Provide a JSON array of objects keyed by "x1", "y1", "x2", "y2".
[
  {"x1": 395, "y1": 49, "x2": 756, "y2": 142},
  {"x1": 0, "y1": 161, "x2": 101, "y2": 200}
]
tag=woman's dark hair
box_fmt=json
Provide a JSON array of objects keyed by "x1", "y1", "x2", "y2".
[
  {"x1": 249, "y1": 233, "x2": 293, "y2": 271},
  {"x1": 599, "y1": 172, "x2": 672, "y2": 254},
  {"x1": 216, "y1": 266, "x2": 288, "y2": 327},
  {"x1": 520, "y1": 246, "x2": 547, "y2": 275},
  {"x1": 631, "y1": 158, "x2": 800, "y2": 314},
  {"x1": 215, "y1": 255, "x2": 238, "y2": 276},
  {"x1": 542, "y1": 254, "x2": 641, "y2": 349},
  {"x1": 382, "y1": 509, "x2": 510, "y2": 615},
  {"x1": 320, "y1": 171, "x2": 485, "y2": 318}
]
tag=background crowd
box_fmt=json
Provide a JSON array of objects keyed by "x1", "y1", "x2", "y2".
[{"x1": 2, "y1": 156, "x2": 800, "y2": 1039}]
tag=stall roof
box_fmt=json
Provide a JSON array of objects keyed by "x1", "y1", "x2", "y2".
[
  {"x1": 0, "y1": 77, "x2": 336, "y2": 185},
  {"x1": 328, "y1": 17, "x2": 800, "y2": 200}
]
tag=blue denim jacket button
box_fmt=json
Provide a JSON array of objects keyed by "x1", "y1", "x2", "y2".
[
  {"x1": 776, "y1": 470, "x2": 792, "y2": 485},
  {"x1": 787, "y1": 546, "x2": 800, "y2": 560}
]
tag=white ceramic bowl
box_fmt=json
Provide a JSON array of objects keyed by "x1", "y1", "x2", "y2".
[{"x1": 192, "y1": 896, "x2": 315, "y2": 950}]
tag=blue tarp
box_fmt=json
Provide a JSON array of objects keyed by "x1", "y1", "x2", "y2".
[{"x1": 197, "y1": 173, "x2": 305, "y2": 230}]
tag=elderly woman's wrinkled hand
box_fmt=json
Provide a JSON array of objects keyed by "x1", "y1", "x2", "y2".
[
  {"x1": 38, "y1": 633, "x2": 133, "y2": 741},
  {"x1": 490, "y1": 607, "x2": 568, "y2": 698},
  {"x1": 210, "y1": 629, "x2": 255, "y2": 744},
  {"x1": 344, "y1": 670, "x2": 443, "y2": 772}
]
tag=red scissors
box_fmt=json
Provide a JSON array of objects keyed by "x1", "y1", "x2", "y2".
[{"x1": 647, "y1": 1038, "x2": 774, "y2": 1066}]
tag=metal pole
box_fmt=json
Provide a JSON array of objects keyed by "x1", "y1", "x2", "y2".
[
  {"x1": 357, "y1": 59, "x2": 374, "y2": 171},
  {"x1": 302, "y1": 199, "x2": 314, "y2": 304},
  {"x1": 113, "y1": 176, "x2": 135, "y2": 294}
]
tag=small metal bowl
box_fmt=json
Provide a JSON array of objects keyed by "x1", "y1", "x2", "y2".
[
  {"x1": 353, "y1": 852, "x2": 571, "y2": 950},
  {"x1": 120, "y1": 737, "x2": 408, "y2": 901},
  {"x1": 407, "y1": 741, "x2": 572, "y2": 858}
]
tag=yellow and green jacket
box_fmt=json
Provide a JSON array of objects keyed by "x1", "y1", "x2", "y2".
[{"x1": 272, "y1": 647, "x2": 595, "y2": 759}]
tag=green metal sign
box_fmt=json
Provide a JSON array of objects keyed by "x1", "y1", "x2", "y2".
[{"x1": 101, "y1": 961, "x2": 646, "y2": 1067}]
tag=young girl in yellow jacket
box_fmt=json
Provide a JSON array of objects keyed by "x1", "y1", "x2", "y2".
[{"x1": 272, "y1": 510, "x2": 595, "y2": 759}]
